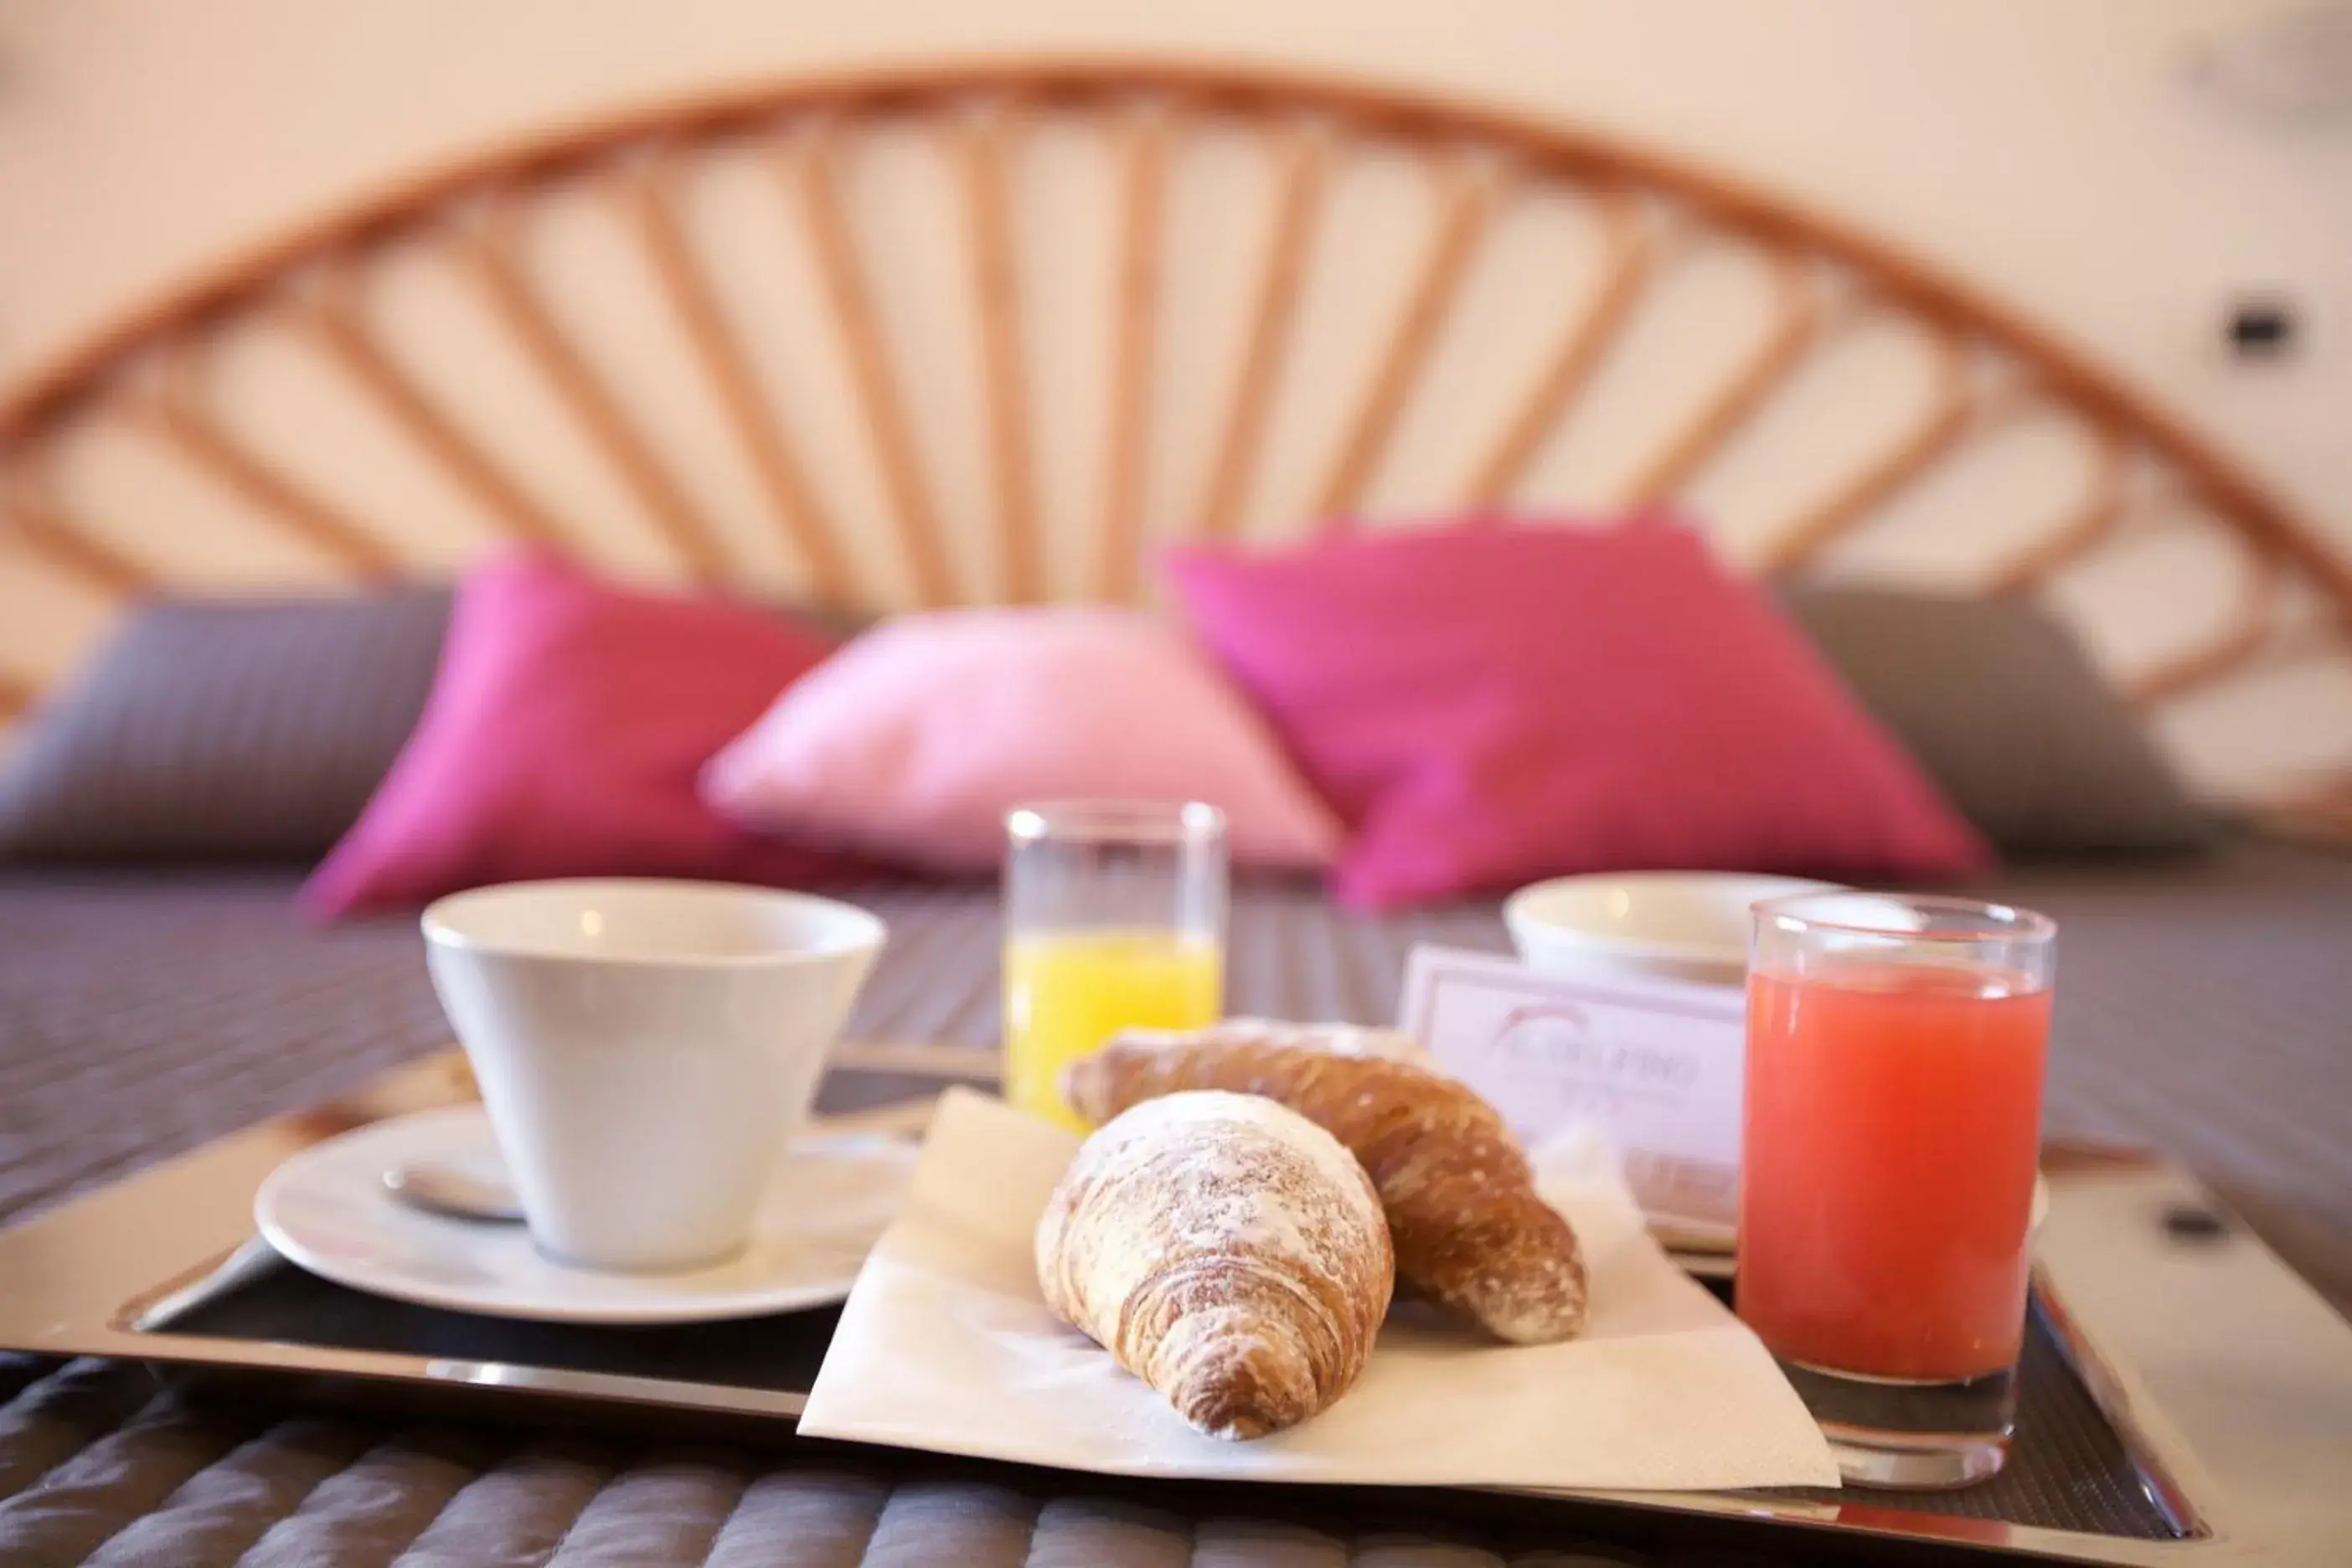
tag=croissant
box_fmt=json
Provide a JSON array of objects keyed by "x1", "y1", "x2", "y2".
[
  {"x1": 1063, "y1": 1020, "x2": 1588, "y2": 1345},
  {"x1": 1034, "y1": 1090, "x2": 1394, "y2": 1440}
]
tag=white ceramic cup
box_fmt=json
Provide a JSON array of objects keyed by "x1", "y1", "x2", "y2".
[
  {"x1": 422, "y1": 879, "x2": 885, "y2": 1272},
  {"x1": 1504, "y1": 872, "x2": 1842, "y2": 988}
]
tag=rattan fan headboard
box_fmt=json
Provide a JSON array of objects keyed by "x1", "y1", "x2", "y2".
[{"x1": 1, "y1": 60, "x2": 2346, "y2": 819}]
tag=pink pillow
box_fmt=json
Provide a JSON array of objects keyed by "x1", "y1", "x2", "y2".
[
  {"x1": 303, "y1": 553, "x2": 867, "y2": 919},
  {"x1": 702, "y1": 606, "x2": 1341, "y2": 872},
  {"x1": 1164, "y1": 521, "x2": 1989, "y2": 909}
]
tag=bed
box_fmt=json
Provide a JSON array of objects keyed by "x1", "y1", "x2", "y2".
[
  {"x1": 4, "y1": 848, "x2": 2352, "y2": 1564},
  {"x1": 3, "y1": 60, "x2": 2351, "y2": 1567}
]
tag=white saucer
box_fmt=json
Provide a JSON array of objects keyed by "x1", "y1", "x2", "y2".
[{"x1": 255, "y1": 1105, "x2": 916, "y2": 1324}]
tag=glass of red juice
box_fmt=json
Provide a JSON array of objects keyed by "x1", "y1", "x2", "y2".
[{"x1": 1741, "y1": 892, "x2": 2055, "y2": 1489}]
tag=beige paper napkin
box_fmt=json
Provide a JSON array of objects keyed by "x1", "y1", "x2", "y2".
[{"x1": 801, "y1": 1087, "x2": 1839, "y2": 1491}]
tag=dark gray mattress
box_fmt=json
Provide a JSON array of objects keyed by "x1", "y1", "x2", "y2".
[{"x1": 3, "y1": 843, "x2": 2350, "y2": 1565}]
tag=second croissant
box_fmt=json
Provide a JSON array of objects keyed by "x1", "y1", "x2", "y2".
[{"x1": 1063, "y1": 1020, "x2": 1590, "y2": 1345}]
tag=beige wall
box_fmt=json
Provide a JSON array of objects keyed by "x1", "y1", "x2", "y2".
[
  {"x1": 0, "y1": 0, "x2": 2346, "y2": 792},
  {"x1": 3, "y1": 0, "x2": 2345, "y2": 538}
]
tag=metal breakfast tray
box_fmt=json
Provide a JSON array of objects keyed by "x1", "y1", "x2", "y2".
[{"x1": 0, "y1": 1051, "x2": 2261, "y2": 1565}]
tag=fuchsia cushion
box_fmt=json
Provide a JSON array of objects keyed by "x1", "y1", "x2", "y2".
[
  {"x1": 1164, "y1": 521, "x2": 1989, "y2": 909},
  {"x1": 702, "y1": 606, "x2": 1341, "y2": 872},
  {"x1": 303, "y1": 553, "x2": 866, "y2": 919}
]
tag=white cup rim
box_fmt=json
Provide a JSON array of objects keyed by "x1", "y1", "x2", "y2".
[
  {"x1": 421, "y1": 878, "x2": 885, "y2": 969},
  {"x1": 1504, "y1": 871, "x2": 1841, "y2": 969}
]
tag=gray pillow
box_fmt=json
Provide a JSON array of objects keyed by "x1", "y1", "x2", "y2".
[
  {"x1": 1782, "y1": 586, "x2": 2214, "y2": 854},
  {"x1": 0, "y1": 589, "x2": 451, "y2": 863}
]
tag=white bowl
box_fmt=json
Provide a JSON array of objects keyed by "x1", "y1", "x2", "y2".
[{"x1": 1504, "y1": 872, "x2": 1841, "y2": 988}]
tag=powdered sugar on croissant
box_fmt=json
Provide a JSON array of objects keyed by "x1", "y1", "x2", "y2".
[
  {"x1": 1064, "y1": 1024, "x2": 1588, "y2": 1345},
  {"x1": 1034, "y1": 1090, "x2": 1393, "y2": 1440}
]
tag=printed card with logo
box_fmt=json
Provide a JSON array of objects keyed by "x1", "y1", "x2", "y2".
[{"x1": 1398, "y1": 946, "x2": 1745, "y2": 1241}]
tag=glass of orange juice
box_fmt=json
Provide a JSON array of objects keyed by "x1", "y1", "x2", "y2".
[
  {"x1": 1002, "y1": 802, "x2": 1226, "y2": 1129},
  {"x1": 1741, "y1": 892, "x2": 2055, "y2": 1490}
]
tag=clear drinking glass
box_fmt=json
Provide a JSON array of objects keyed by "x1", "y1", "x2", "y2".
[
  {"x1": 1002, "y1": 802, "x2": 1228, "y2": 1130},
  {"x1": 1741, "y1": 892, "x2": 2056, "y2": 1489}
]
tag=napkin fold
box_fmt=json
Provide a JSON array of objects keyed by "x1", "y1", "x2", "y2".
[{"x1": 801, "y1": 1087, "x2": 1838, "y2": 1492}]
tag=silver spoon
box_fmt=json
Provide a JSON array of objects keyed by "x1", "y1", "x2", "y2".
[{"x1": 384, "y1": 1160, "x2": 526, "y2": 1224}]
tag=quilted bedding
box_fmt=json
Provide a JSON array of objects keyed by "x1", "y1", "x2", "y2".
[{"x1": 3, "y1": 843, "x2": 2349, "y2": 1564}]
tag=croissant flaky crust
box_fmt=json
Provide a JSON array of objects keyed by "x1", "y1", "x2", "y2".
[
  {"x1": 1035, "y1": 1090, "x2": 1394, "y2": 1440},
  {"x1": 1064, "y1": 1021, "x2": 1589, "y2": 1345}
]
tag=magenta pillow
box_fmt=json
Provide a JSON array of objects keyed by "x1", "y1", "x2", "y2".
[
  {"x1": 303, "y1": 553, "x2": 868, "y2": 919},
  {"x1": 1164, "y1": 521, "x2": 1989, "y2": 909},
  {"x1": 701, "y1": 606, "x2": 1341, "y2": 872}
]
